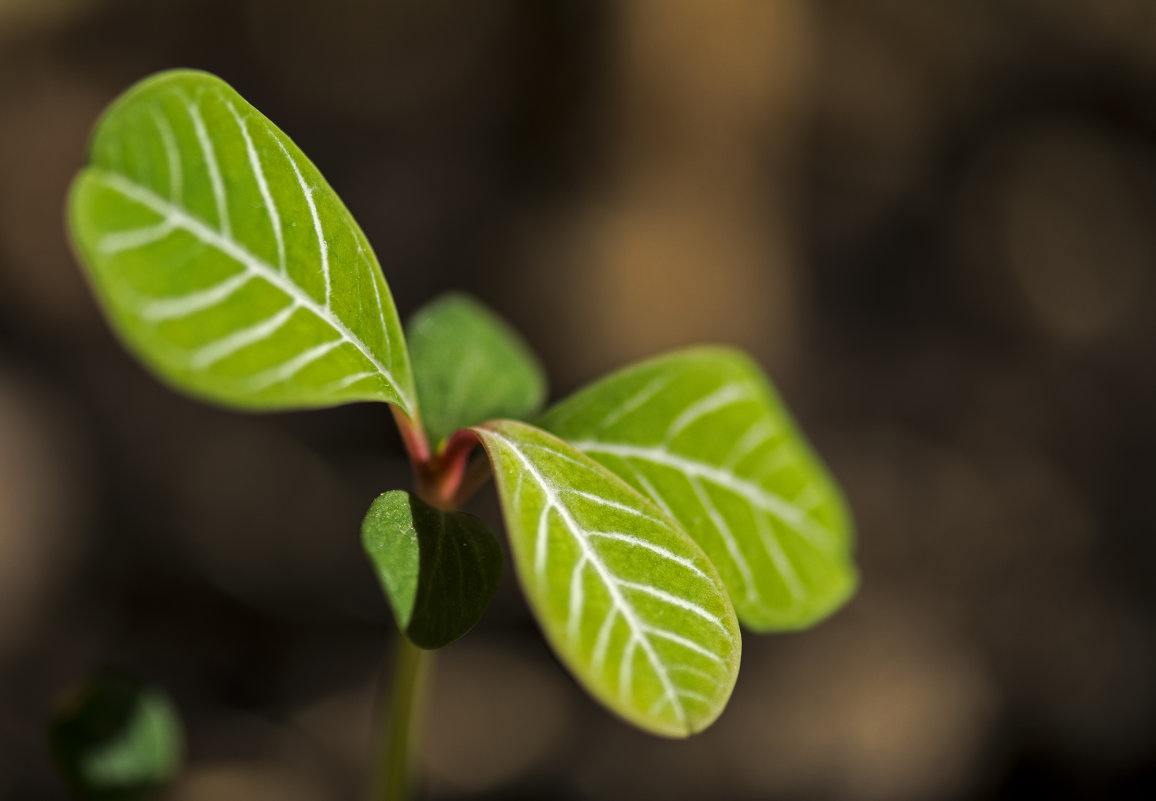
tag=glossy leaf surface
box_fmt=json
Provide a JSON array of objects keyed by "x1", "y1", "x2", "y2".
[
  {"x1": 407, "y1": 293, "x2": 546, "y2": 446},
  {"x1": 69, "y1": 70, "x2": 417, "y2": 415},
  {"x1": 361, "y1": 490, "x2": 502, "y2": 649},
  {"x1": 540, "y1": 347, "x2": 856, "y2": 631},
  {"x1": 475, "y1": 420, "x2": 740, "y2": 737}
]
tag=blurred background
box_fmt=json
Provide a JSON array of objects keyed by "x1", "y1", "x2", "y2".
[{"x1": 1, "y1": 0, "x2": 1155, "y2": 798}]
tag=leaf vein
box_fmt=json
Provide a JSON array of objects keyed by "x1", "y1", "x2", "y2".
[
  {"x1": 689, "y1": 476, "x2": 760, "y2": 604},
  {"x1": 184, "y1": 97, "x2": 230, "y2": 237},
  {"x1": 491, "y1": 432, "x2": 687, "y2": 725},
  {"x1": 665, "y1": 382, "x2": 757, "y2": 442},
  {"x1": 599, "y1": 373, "x2": 675, "y2": 430},
  {"x1": 149, "y1": 108, "x2": 182, "y2": 201},
  {"x1": 242, "y1": 338, "x2": 345, "y2": 391},
  {"x1": 138, "y1": 271, "x2": 253, "y2": 322},
  {"x1": 585, "y1": 531, "x2": 711, "y2": 583},
  {"x1": 615, "y1": 579, "x2": 729, "y2": 632},
  {"x1": 94, "y1": 172, "x2": 410, "y2": 408},
  {"x1": 272, "y1": 133, "x2": 329, "y2": 306},
  {"x1": 189, "y1": 302, "x2": 298, "y2": 369},
  {"x1": 222, "y1": 97, "x2": 286, "y2": 273},
  {"x1": 569, "y1": 440, "x2": 838, "y2": 552}
]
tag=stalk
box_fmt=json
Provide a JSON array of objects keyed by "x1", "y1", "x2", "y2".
[
  {"x1": 375, "y1": 635, "x2": 431, "y2": 801},
  {"x1": 373, "y1": 416, "x2": 486, "y2": 801}
]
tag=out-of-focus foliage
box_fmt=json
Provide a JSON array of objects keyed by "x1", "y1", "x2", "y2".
[
  {"x1": 407, "y1": 293, "x2": 547, "y2": 447},
  {"x1": 49, "y1": 671, "x2": 183, "y2": 800}
]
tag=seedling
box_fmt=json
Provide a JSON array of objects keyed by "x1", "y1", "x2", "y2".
[{"x1": 68, "y1": 70, "x2": 857, "y2": 799}]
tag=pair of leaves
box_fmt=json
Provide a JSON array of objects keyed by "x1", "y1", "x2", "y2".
[
  {"x1": 69, "y1": 69, "x2": 856, "y2": 738},
  {"x1": 473, "y1": 348, "x2": 857, "y2": 734}
]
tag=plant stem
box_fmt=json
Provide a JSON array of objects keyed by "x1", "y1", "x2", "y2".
[
  {"x1": 375, "y1": 634, "x2": 431, "y2": 801},
  {"x1": 392, "y1": 407, "x2": 431, "y2": 465},
  {"x1": 375, "y1": 415, "x2": 483, "y2": 800},
  {"x1": 448, "y1": 454, "x2": 492, "y2": 509}
]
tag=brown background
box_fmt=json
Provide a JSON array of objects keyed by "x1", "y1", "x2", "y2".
[{"x1": 1, "y1": 1, "x2": 1154, "y2": 798}]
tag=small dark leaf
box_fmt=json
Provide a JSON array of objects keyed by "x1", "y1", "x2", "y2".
[
  {"x1": 406, "y1": 293, "x2": 546, "y2": 446},
  {"x1": 49, "y1": 670, "x2": 184, "y2": 801},
  {"x1": 361, "y1": 490, "x2": 503, "y2": 649}
]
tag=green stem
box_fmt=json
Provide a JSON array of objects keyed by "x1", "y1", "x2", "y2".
[
  {"x1": 376, "y1": 414, "x2": 474, "y2": 800},
  {"x1": 376, "y1": 634, "x2": 431, "y2": 801}
]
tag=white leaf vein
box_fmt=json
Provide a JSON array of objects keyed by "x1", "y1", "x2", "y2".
[
  {"x1": 665, "y1": 382, "x2": 756, "y2": 442},
  {"x1": 95, "y1": 172, "x2": 409, "y2": 405},
  {"x1": 243, "y1": 338, "x2": 344, "y2": 391},
  {"x1": 190, "y1": 302, "x2": 297, "y2": 369},
  {"x1": 184, "y1": 98, "x2": 230, "y2": 237},
  {"x1": 585, "y1": 531, "x2": 711, "y2": 583},
  {"x1": 561, "y1": 488, "x2": 666, "y2": 527},
  {"x1": 493, "y1": 431, "x2": 713, "y2": 724},
  {"x1": 98, "y1": 220, "x2": 177, "y2": 254},
  {"x1": 568, "y1": 440, "x2": 837, "y2": 553},
  {"x1": 615, "y1": 579, "x2": 729, "y2": 633},
  {"x1": 755, "y1": 509, "x2": 804, "y2": 603},
  {"x1": 149, "y1": 109, "x2": 182, "y2": 201},
  {"x1": 222, "y1": 97, "x2": 286, "y2": 273},
  {"x1": 138, "y1": 271, "x2": 253, "y2": 322},
  {"x1": 346, "y1": 220, "x2": 393, "y2": 363},
  {"x1": 598, "y1": 373, "x2": 675, "y2": 430},
  {"x1": 690, "y1": 476, "x2": 759, "y2": 604},
  {"x1": 272, "y1": 133, "x2": 329, "y2": 306}
]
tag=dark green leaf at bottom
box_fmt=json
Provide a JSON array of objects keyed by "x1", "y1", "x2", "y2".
[{"x1": 361, "y1": 490, "x2": 503, "y2": 649}]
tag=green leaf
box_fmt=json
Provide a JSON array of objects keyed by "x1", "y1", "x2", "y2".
[
  {"x1": 361, "y1": 490, "x2": 503, "y2": 649},
  {"x1": 474, "y1": 420, "x2": 740, "y2": 737},
  {"x1": 539, "y1": 347, "x2": 857, "y2": 631},
  {"x1": 406, "y1": 293, "x2": 546, "y2": 447},
  {"x1": 49, "y1": 670, "x2": 184, "y2": 801},
  {"x1": 68, "y1": 69, "x2": 417, "y2": 416}
]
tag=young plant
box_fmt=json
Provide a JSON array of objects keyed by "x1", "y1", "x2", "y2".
[{"x1": 68, "y1": 70, "x2": 858, "y2": 797}]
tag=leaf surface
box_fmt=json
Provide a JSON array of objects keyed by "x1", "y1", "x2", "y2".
[
  {"x1": 540, "y1": 347, "x2": 856, "y2": 631},
  {"x1": 361, "y1": 490, "x2": 502, "y2": 650},
  {"x1": 68, "y1": 69, "x2": 417, "y2": 415},
  {"x1": 475, "y1": 420, "x2": 740, "y2": 737},
  {"x1": 407, "y1": 293, "x2": 546, "y2": 446}
]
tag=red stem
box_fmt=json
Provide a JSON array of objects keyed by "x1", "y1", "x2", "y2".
[
  {"x1": 447, "y1": 455, "x2": 492, "y2": 509},
  {"x1": 392, "y1": 409, "x2": 489, "y2": 511},
  {"x1": 392, "y1": 407, "x2": 431, "y2": 466},
  {"x1": 435, "y1": 430, "x2": 478, "y2": 495}
]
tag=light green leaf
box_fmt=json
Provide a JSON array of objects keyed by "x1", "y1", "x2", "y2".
[
  {"x1": 539, "y1": 347, "x2": 857, "y2": 631},
  {"x1": 68, "y1": 69, "x2": 417, "y2": 415},
  {"x1": 474, "y1": 420, "x2": 740, "y2": 737},
  {"x1": 406, "y1": 293, "x2": 546, "y2": 447},
  {"x1": 361, "y1": 490, "x2": 503, "y2": 650},
  {"x1": 50, "y1": 670, "x2": 184, "y2": 801}
]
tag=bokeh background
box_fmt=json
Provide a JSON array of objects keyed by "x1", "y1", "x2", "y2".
[{"x1": 2, "y1": 1, "x2": 1155, "y2": 798}]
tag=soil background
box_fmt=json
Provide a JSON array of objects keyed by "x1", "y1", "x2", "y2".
[{"x1": 1, "y1": 1, "x2": 1154, "y2": 799}]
